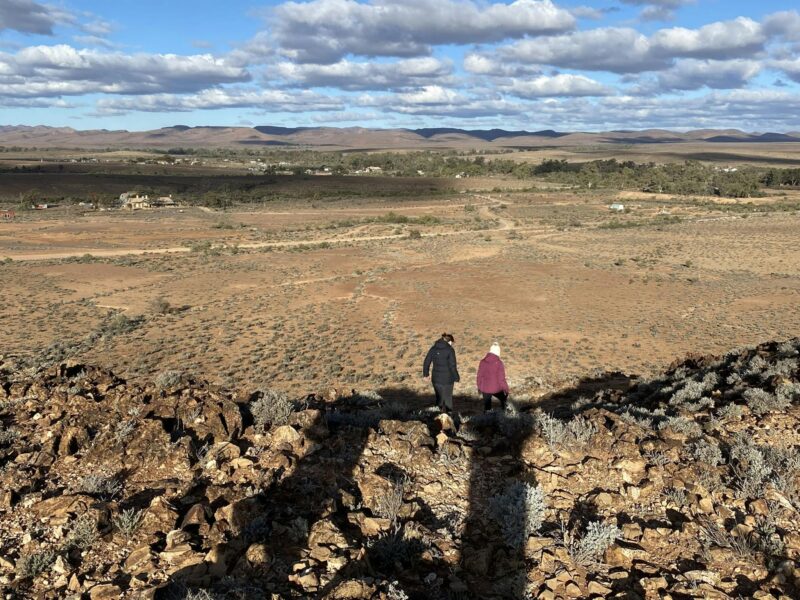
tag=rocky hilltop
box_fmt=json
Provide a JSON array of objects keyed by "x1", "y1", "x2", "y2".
[{"x1": 1, "y1": 340, "x2": 799, "y2": 599}]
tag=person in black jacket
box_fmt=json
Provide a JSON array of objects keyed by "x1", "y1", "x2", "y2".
[{"x1": 423, "y1": 333, "x2": 460, "y2": 412}]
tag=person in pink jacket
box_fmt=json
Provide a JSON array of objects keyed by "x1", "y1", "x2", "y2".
[{"x1": 476, "y1": 342, "x2": 509, "y2": 412}]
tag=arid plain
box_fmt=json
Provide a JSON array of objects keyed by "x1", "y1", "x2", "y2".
[{"x1": 2, "y1": 170, "x2": 798, "y2": 402}]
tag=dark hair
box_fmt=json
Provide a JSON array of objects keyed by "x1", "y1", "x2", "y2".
[{"x1": 441, "y1": 333, "x2": 454, "y2": 343}]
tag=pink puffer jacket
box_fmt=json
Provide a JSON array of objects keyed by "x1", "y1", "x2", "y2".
[{"x1": 476, "y1": 353, "x2": 509, "y2": 394}]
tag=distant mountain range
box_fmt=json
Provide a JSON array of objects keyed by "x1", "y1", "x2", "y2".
[{"x1": 1, "y1": 125, "x2": 800, "y2": 150}]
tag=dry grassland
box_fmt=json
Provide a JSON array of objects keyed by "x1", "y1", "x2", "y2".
[{"x1": 1, "y1": 188, "x2": 799, "y2": 401}]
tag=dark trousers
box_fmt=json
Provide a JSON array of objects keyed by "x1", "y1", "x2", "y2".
[
  {"x1": 483, "y1": 391, "x2": 508, "y2": 412},
  {"x1": 433, "y1": 383, "x2": 454, "y2": 411}
]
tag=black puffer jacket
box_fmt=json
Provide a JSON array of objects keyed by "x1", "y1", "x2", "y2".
[{"x1": 423, "y1": 339, "x2": 460, "y2": 385}]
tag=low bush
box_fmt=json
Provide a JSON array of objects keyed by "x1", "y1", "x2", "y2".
[
  {"x1": 489, "y1": 481, "x2": 547, "y2": 549},
  {"x1": 562, "y1": 520, "x2": 621, "y2": 567},
  {"x1": 15, "y1": 550, "x2": 56, "y2": 579},
  {"x1": 251, "y1": 389, "x2": 295, "y2": 431},
  {"x1": 113, "y1": 508, "x2": 146, "y2": 539},
  {"x1": 79, "y1": 474, "x2": 123, "y2": 500}
]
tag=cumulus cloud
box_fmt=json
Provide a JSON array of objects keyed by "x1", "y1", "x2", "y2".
[
  {"x1": 95, "y1": 87, "x2": 343, "y2": 115},
  {"x1": 0, "y1": 95, "x2": 73, "y2": 108},
  {"x1": 650, "y1": 17, "x2": 766, "y2": 60},
  {"x1": 0, "y1": 45, "x2": 250, "y2": 97},
  {"x1": 463, "y1": 53, "x2": 542, "y2": 77},
  {"x1": 496, "y1": 28, "x2": 667, "y2": 73},
  {"x1": 762, "y1": 10, "x2": 800, "y2": 42},
  {"x1": 0, "y1": 0, "x2": 75, "y2": 35},
  {"x1": 476, "y1": 16, "x2": 774, "y2": 77},
  {"x1": 276, "y1": 57, "x2": 453, "y2": 91},
  {"x1": 504, "y1": 74, "x2": 612, "y2": 98},
  {"x1": 512, "y1": 90, "x2": 800, "y2": 131},
  {"x1": 771, "y1": 58, "x2": 800, "y2": 83},
  {"x1": 655, "y1": 59, "x2": 761, "y2": 91},
  {"x1": 619, "y1": 0, "x2": 694, "y2": 22},
  {"x1": 271, "y1": 0, "x2": 575, "y2": 63},
  {"x1": 358, "y1": 87, "x2": 526, "y2": 118}
]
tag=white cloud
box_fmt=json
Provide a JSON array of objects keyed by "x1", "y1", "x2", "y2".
[
  {"x1": 0, "y1": 95, "x2": 73, "y2": 108},
  {"x1": 463, "y1": 53, "x2": 542, "y2": 77},
  {"x1": 96, "y1": 87, "x2": 343, "y2": 115},
  {"x1": 496, "y1": 28, "x2": 666, "y2": 73},
  {"x1": 358, "y1": 87, "x2": 527, "y2": 118},
  {"x1": 619, "y1": 0, "x2": 694, "y2": 22},
  {"x1": 276, "y1": 57, "x2": 453, "y2": 90},
  {"x1": 762, "y1": 10, "x2": 800, "y2": 42},
  {"x1": 655, "y1": 59, "x2": 761, "y2": 91},
  {"x1": 0, "y1": 0, "x2": 74, "y2": 35},
  {"x1": 771, "y1": 58, "x2": 800, "y2": 83},
  {"x1": 72, "y1": 35, "x2": 118, "y2": 49},
  {"x1": 650, "y1": 18, "x2": 766, "y2": 60},
  {"x1": 271, "y1": 0, "x2": 575, "y2": 63},
  {"x1": 0, "y1": 45, "x2": 250, "y2": 97},
  {"x1": 475, "y1": 15, "x2": 775, "y2": 78},
  {"x1": 569, "y1": 6, "x2": 610, "y2": 21},
  {"x1": 504, "y1": 74, "x2": 612, "y2": 97}
]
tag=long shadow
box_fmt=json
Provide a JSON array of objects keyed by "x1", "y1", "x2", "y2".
[{"x1": 156, "y1": 373, "x2": 647, "y2": 598}]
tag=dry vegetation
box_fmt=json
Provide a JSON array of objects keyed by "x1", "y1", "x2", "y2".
[
  {"x1": 1, "y1": 179, "x2": 798, "y2": 395},
  {"x1": 0, "y1": 149, "x2": 799, "y2": 598}
]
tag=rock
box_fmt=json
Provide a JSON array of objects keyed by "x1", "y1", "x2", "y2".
[
  {"x1": 165, "y1": 529, "x2": 192, "y2": 550},
  {"x1": 271, "y1": 424, "x2": 301, "y2": 447},
  {"x1": 435, "y1": 413, "x2": 456, "y2": 433},
  {"x1": 245, "y1": 543, "x2": 271, "y2": 565},
  {"x1": 52, "y1": 555, "x2": 69, "y2": 574},
  {"x1": 592, "y1": 491, "x2": 619, "y2": 509},
  {"x1": 749, "y1": 499, "x2": 770, "y2": 515},
  {"x1": 621, "y1": 523, "x2": 643, "y2": 542},
  {"x1": 180, "y1": 503, "x2": 211, "y2": 534},
  {"x1": 0, "y1": 555, "x2": 15, "y2": 572},
  {"x1": 698, "y1": 497, "x2": 714, "y2": 514},
  {"x1": 0, "y1": 489, "x2": 16, "y2": 508},
  {"x1": 685, "y1": 570, "x2": 720, "y2": 586},
  {"x1": 289, "y1": 568, "x2": 319, "y2": 591},
  {"x1": 348, "y1": 512, "x2": 392, "y2": 537},
  {"x1": 89, "y1": 584, "x2": 122, "y2": 599},
  {"x1": 565, "y1": 582, "x2": 583, "y2": 597},
  {"x1": 614, "y1": 457, "x2": 647, "y2": 483},
  {"x1": 32, "y1": 494, "x2": 93, "y2": 519},
  {"x1": 587, "y1": 581, "x2": 612, "y2": 595},
  {"x1": 124, "y1": 545, "x2": 155, "y2": 575},
  {"x1": 526, "y1": 536, "x2": 553, "y2": 555},
  {"x1": 141, "y1": 496, "x2": 178, "y2": 538},
  {"x1": 57, "y1": 426, "x2": 90, "y2": 456},
  {"x1": 327, "y1": 580, "x2": 376, "y2": 599},
  {"x1": 290, "y1": 409, "x2": 329, "y2": 440}
]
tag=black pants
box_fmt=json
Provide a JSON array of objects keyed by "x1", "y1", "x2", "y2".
[
  {"x1": 483, "y1": 391, "x2": 508, "y2": 411},
  {"x1": 433, "y1": 383, "x2": 454, "y2": 411}
]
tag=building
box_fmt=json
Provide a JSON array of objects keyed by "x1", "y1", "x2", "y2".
[
  {"x1": 609, "y1": 203, "x2": 625, "y2": 212},
  {"x1": 152, "y1": 195, "x2": 177, "y2": 208},
  {"x1": 120, "y1": 193, "x2": 151, "y2": 210}
]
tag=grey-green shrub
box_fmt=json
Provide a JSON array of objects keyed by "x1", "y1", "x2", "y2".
[
  {"x1": 15, "y1": 550, "x2": 56, "y2": 579},
  {"x1": 113, "y1": 508, "x2": 146, "y2": 539},
  {"x1": 565, "y1": 521, "x2": 621, "y2": 566},
  {"x1": 489, "y1": 481, "x2": 546, "y2": 549},
  {"x1": 251, "y1": 389, "x2": 295, "y2": 431}
]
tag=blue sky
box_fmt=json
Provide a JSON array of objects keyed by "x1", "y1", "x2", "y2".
[{"x1": 1, "y1": 0, "x2": 799, "y2": 131}]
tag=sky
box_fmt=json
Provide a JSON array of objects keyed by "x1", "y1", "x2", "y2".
[{"x1": 1, "y1": 0, "x2": 800, "y2": 132}]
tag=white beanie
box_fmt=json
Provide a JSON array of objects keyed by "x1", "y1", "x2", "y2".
[{"x1": 490, "y1": 343, "x2": 501, "y2": 356}]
